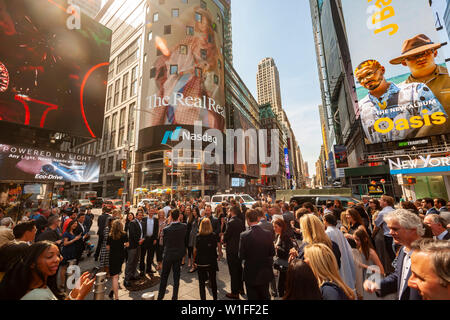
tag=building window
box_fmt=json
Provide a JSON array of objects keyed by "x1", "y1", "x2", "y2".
[
  {"x1": 100, "y1": 158, "x2": 106, "y2": 174},
  {"x1": 200, "y1": 49, "x2": 207, "y2": 60},
  {"x1": 113, "y1": 79, "x2": 120, "y2": 107},
  {"x1": 150, "y1": 67, "x2": 156, "y2": 78},
  {"x1": 130, "y1": 66, "x2": 137, "y2": 96},
  {"x1": 217, "y1": 14, "x2": 221, "y2": 23},
  {"x1": 116, "y1": 40, "x2": 139, "y2": 74},
  {"x1": 107, "y1": 156, "x2": 114, "y2": 173},
  {"x1": 172, "y1": 9, "x2": 179, "y2": 18},
  {"x1": 106, "y1": 84, "x2": 113, "y2": 111},
  {"x1": 186, "y1": 26, "x2": 194, "y2": 35},
  {"x1": 164, "y1": 25, "x2": 171, "y2": 34},
  {"x1": 128, "y1": 102, "x2": 135, "y2": 143},
  {"x1": 148, "y1": 31, "x2": 152, "y2": 41},
  {"x1": 208, "y1": 34, "x2": 213, "y2": 43},
  {"x1": 143, "y1": 53, "x2": 147, "y2": 63},
  {"x1": 118, "y1": 108, "x2": 126, "y2": 146},
  {"x1": 180, "y1": 45, "x2": 187, "y2": 55},
  {"x1": 195, "y1": 12, "x2": 202, "y2": 22},
  {"x1": 153, "y1": 12, "x2": 159, "y2": 22},
  {"x1": 170, "y1": 65, "x2": 178, "y2": 75},
  {"x1": 200, "y1": 0, "x2": 206, "y2": 9},
  {"x1": 107, "y1": 59, "x2": 115, "y2": 80},
  {"x1": 195, "y1": 67, "x2": 202, "y2": 77},
  {"x1": 102, "y1": 117, "x2": 109, "y2": 152},
  {"x1": 214, "y1": 75, "x2": 219, "y2": 84},
  {"x1": 218, "y1": 60, "x2": 221, "y2": 69},
  {"x1": 121, "y1": 73, "x2": 128, "y2": 102}
]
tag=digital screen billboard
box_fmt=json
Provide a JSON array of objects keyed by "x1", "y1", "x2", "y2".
[
  {"x1": 0, "y1": 0, "x2": 112, "y2": 138},
  {"x1": 0, "y1": 144, "x2": 100, "y2": 182},
  {"x1": 138, "y1": 0, "x2": 226, "y2": 150},
  {"x1": 341, "y1": 0, "x2": 450, "y2": 144}
]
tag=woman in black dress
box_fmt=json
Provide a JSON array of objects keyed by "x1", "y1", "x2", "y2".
[
  {"x1": 273, "y1": 218, "x2": 293, "y2": 297},
  {"x1": 107, "y1": 220, "x2": 129, "y2": 300},
  {"x1": 193, "y1": 218, "x2": 219, "y2": 300}
]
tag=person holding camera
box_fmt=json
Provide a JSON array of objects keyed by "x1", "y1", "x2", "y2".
[{"x1": 273, "y1": 218, "x2": 293, "y2": 297}]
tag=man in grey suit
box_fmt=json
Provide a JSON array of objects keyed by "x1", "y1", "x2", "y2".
[{"x1": 157, "y1": 209, "x2": 187, "y2": 300}]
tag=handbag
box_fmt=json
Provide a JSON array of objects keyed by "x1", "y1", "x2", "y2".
[{"x1": 273, "y1": 257, "x2": 289, "y2": 271}]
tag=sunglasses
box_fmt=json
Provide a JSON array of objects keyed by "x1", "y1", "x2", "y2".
[{"x1": 405, "y1": 49, "x2": 434, "y2": 61}]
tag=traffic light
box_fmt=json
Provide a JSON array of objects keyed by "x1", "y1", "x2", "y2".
[{"x1": 403, "y1": 177, "x2": 417, "y2": 185}]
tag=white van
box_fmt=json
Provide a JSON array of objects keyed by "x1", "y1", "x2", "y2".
[{"x1": 208, "y1": 194, "x2": 256, "y2": 211}]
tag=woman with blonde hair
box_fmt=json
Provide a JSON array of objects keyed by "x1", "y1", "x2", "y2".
[
  {"x1": 193, "y1": 218, "x2": 219, "y2": 300},
  {"x1": 289, "y1": 214, "x2": 342, "y2": 269},
  {"x1": 304, "y1": 243, "x2": 356, "y2": 300},
  {"x1": 107, "y1": 219, "x2": 129, "y2": 300}
]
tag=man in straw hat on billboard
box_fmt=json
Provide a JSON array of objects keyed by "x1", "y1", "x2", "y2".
[
  {"x1": 354, "y1": 59, "x2": 444, "y2": 144},
  {"x1": 391, "y1": 34, "x2": 450, "y2": 137}
]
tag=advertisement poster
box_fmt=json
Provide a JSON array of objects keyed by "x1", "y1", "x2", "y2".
[
  {"x1": 139, "y1": 0, "x2": 227, "y2": 150},
  {"x1": 341, "y1": 0, "x2": 450, "y2": 144},
  {"x1": 334, "y1": 145, "x2": 349, "y2": 168},
  {"x1": 0, "y1": 144, "x2": 100, "y2": 182},
  {"x1": 0, "y1": 0, "x2": 112, "y2": 138},
  {"x1": 284, "y1": 148, "x2": 291, "y2": 179}
]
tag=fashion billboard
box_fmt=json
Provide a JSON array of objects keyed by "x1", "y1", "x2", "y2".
[
  {"x1": 0, "y1": 144, "x2": 100, "y2": 182},
  {"x1": 138, "y1": 0, "x2": 226, "y2": 150},
  {"x1": 0, "y1": 0, "x2": 112, "y2": 138},
  {"x1": 341, "y1": 0, "x2": 450, "y2": 144}
]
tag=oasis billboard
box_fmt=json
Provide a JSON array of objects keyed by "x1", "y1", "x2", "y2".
[
  {"x1": 341, "y1": 0, "x2": 450, "y2": 144},
  {"x1": 0, "y1": 0, "x2": 112, "y2": 138},
  {"x1": 0, "y1": 144, "x2": 100, "y2": 182},
  {"x1": 138, "y1": 0, "x2": 226, "y2": 150}
]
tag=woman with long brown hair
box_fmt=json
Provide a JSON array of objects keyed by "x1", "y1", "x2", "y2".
[
  {"x1": 304, "y1": 243, "x2": 355, "y2": 300},
  {"x1": 273, "y1": 218, "x2": 293, "y2": 297},
  {"x1": 107, "y1": 219, "x2": 129, "y2": 300}
]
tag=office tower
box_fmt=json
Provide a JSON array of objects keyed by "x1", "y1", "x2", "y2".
[{"x1": 256, "y1": 57, "x2": 283, "y2": 122}]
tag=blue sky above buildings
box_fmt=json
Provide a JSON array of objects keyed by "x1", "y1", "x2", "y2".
[{"x1": 232, "y1": 0, "x2": 321, "y2": 177}]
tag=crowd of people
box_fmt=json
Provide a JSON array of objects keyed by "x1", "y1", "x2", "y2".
[{"x1": 0, "y1": 194, "x2": 449, "y2": 300}]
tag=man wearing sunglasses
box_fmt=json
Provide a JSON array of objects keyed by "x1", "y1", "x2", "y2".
[
  {"x1": 391, "y1": 34, "x2": 450, "y2": 137},
  {"x1": 355, "y1": 59, "x2": 442, "y2": 144}
]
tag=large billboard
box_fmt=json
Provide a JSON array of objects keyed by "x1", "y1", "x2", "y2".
[
  {"x1": 138, "y1": 0, "x2": 226, "y2": 150},
  {"x1": 0, "y1": 144, "x2": 100, "y2": 182},
  {"x1": 341, "y1": 0, "x2": 450, "y2": 144},
  {"x1": 0, "y1": 0, "x2": 112, "y2": 138}
]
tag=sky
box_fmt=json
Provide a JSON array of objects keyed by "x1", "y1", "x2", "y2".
[{"x1": 231, "y1": 0, "x2": 322, "y2": 177}]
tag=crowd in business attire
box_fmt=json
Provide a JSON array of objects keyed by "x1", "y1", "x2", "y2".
[{"x1": 0, "y1": 194, "x2": 449, "y2": 301}]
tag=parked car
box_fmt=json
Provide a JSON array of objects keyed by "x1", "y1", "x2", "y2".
[
  {"x1": 137, "y1": 199, "x2": 158, "y2": 208},
  {"x1": 208, "y1": 194, "x2": 256, "y2": 211},
  {"x1": 76, "y1": 199, "x2": 93, "y2": 209},
  {"x1": 288, "y1": 195, "x2": 359, "y2": 210}
]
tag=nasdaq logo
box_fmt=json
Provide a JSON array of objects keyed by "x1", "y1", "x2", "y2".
[{"x1": 161, "y1": 127, "x2": 182, "y2": 144}]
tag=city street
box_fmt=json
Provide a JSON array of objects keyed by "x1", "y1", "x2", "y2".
[{"x1": 79, "y1": 209, "x2": 250, "y2": 301}]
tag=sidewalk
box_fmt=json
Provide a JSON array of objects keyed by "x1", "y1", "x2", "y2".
[{"x1": 79, "y1": 210, "x2": 239, "y2": 300}]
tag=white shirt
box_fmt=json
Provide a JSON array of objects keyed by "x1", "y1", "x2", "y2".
[
  {"x1": 437, "y1": 230, "x2": 448, "y2": 240},
  {"x1": 163, "y1": 206, "x2": 171, "y2": 218},
  {"x1": 146, "y1": 217, "x2": 154, "y2": 237},
  {"x1": 399, "y1": 248, "x2": 412, "y2": 299}
]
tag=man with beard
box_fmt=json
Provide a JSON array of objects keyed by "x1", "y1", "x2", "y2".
[{"x1": 355, "y1": 59, "x2": 445, "y2": 144}]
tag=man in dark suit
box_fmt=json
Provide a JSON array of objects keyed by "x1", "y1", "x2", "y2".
[
  {"x1": 364, "y1": 209, "x2": 423, "y2": 300},
  {"x1": 157, "y1": 209, "x2": 187, "y2": 300},
  {"x1": 74, "y1": 213, "x2": 89, "y2": 261},
  {"x1": 424, "y1": 214, "x2": 450, "y2": 240},
  {"x1": 239, "y1": 209, "x2": 275, "y2": 300},
  {"x1": 94, "y1": 207, "x2": 110, "y2": 261},
  {"x1": 223, "y1": 205, "x2": 246, "y2": 299},
  {"x1": 140, "y1": 206, "x2": 159, "y2": 275},
  {"x1": 124, "y1": 209, "x2": 145, "y2": 286}
]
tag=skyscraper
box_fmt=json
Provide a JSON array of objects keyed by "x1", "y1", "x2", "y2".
[
  {"x1": 256, "y1": 57, "x2": 283, "y2": 122},
  {"x1": 72, "y1": 0, "x2": 102, "y2": 19}
]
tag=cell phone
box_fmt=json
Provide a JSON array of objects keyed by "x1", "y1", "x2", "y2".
[{"x1": 89, "y1": 267, "x2": 99, "y2": 280}]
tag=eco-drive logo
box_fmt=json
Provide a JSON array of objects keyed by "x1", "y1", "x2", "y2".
[{"x1": 161, "y1": 127, "x2": 218, "y2": 144}]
